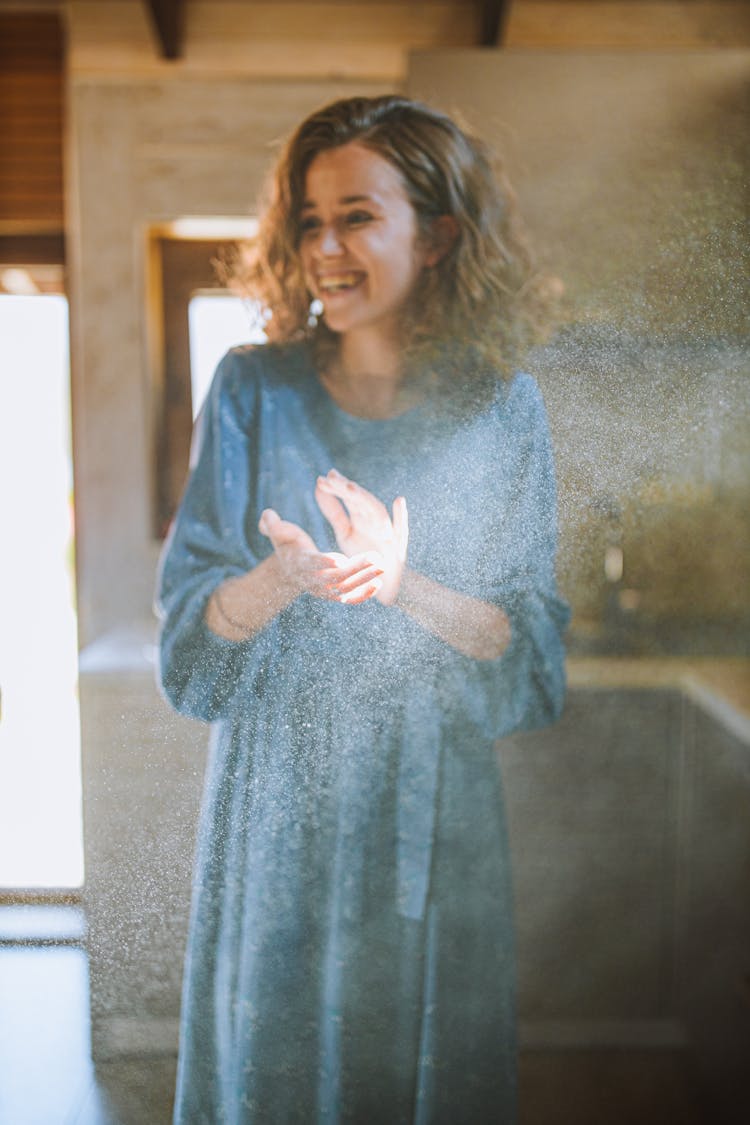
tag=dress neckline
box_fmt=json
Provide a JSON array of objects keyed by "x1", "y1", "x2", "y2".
[{"x1": 309, "y1": 361, "x2": 426, "y2": 427}]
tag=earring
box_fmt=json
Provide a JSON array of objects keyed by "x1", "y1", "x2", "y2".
[{"x1": 307, "y1": 298, "x2": 323, "y2": 328}]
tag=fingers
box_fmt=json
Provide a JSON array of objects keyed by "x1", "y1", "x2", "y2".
[
  {"x1": 259, "y1": 508, "x2": 320, "y2": 554},
  {"x1": 257, "y1": 508, "x2": 279, "y2": 537},
  {"x1": 258, "y1": 508, "x2": 300, "y2": 545},
  {"x1": 323, "y1": 551, "x2": 349, "y2": 568},
  {"x1": 315, "y1": 553, "x2": 383, "y2": 602},
  {"x1": 318, "y1": 551, "x2": 380, "y2": 583},
  {"x1": 317, "y1": 467, "x2": 356, "y2": 494},
  {"x1": 332, "y1": 562, "x2": 383, "y2": 597},
  {"x1": 317, "y1": 469, "x2": 385, "y2": 519},
  {"x1": 309, "y1": 552, "x2": 350, "y2": 571},
  {"x1": 339, "y1": 582, "x2": 380, "y2": 605},
  {"x1": 314, "y1": 482, "x2": 352, "y2": 541},
  {"x1": 392, "y1": 496, "x2": 409, "y2": 561}
]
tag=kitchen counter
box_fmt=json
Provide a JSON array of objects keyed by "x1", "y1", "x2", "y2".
[{"x1": 568, "y1": 657, "x2": 750, "y2": 742}]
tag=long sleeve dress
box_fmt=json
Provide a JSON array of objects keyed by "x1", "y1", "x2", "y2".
[{"x1": 156, "y1": 341, "x2": 570, "y2": 1125}]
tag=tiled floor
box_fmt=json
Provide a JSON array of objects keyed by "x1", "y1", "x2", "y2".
[{"x1": 0, "y1": 907, "x2": 711, "y2": 1125}]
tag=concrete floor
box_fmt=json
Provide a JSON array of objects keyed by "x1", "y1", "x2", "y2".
[{"x1": 0, "y1": 907, "x2": 711, "y2": 1125}]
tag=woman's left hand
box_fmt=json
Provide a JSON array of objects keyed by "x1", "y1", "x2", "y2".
[{"x1": 315, "y1": 469, "x2": 408, "y2": 606}]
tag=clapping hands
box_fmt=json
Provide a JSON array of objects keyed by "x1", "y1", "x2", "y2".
[
  {"x1": 315, "y1": 470, "x2": 408, "y2": 606},
  {"x1": 258, "y1": 470, "x2": 408, "y2": 607}
]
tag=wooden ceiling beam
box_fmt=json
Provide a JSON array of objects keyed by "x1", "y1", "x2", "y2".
[
  {"x1": 144, "y1": 0, "x2": 185, "y2": 60},
  {"x1": 477, "y1": 0, "x2": 512, "y2": 46}
]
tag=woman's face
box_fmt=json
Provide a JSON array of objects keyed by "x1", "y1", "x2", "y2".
[{"x1": 298, "y1": 142, "x2": 430, "y2": 340}]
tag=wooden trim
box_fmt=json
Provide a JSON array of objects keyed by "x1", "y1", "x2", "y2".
[
  {"x1": 0, "y1": 232, "x2": 65, "y2": 263},
  {"x1": 0, "y1": 10, "x2": 63, "y2": 70},
  {"x1": 0, "y1": 10, "x2": 64, "y2": 227},
  {"x1": 477, "y1": 0, "x2": 513, "y2": 46},
  {"x1": 150, "y1": 235, "x2": 235, "y2": 536},
  {"x1": 143, "y1": 0, "x2": 185, "y2": 60}
]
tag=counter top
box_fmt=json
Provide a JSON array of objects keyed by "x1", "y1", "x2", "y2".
[{"x1": 568, "y1": 657, "x2": 750, "y2": 742}]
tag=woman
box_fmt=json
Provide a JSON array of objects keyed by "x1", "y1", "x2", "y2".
[{"x1": 157, "y1": 94, "x2": 569, "y2": 1124}]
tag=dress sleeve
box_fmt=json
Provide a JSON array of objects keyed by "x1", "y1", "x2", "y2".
[
  {"x1": 440, "y1": 373, "x2": 570, "y2": 742},
  {"x1": 155, "y1": 349, "x2": 271, "y2": 722}
]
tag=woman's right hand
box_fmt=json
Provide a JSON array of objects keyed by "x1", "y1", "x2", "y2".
[
  {"x1": 258, "y1": 508, "x2": 382, "y2": 604},
  {"x1": 314, "y1": 471, "x2": 408, "y2": 606}
]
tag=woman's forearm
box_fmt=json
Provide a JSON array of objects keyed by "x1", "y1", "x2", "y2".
[
  {"x1": 395, "y1": 567, "x2": 512, "y2": 661},
  {"x1": 204, "y1": 554, "x2": 298, "y2": 642},
  {"x1": 204, "y1": 555, "x2": 512, "y2": 658}
]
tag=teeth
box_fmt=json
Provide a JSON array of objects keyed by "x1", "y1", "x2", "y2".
[{"x1": 319, "y1": 273, "x2": 360, "y2": 291}]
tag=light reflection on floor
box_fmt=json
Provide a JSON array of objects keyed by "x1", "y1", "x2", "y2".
[
  {"x1": 0, "y1": 942, "x2": 99, "y2": 1124},
  {"x1": 0, "y1": 907, "x2": 174, "y2": 1125}
]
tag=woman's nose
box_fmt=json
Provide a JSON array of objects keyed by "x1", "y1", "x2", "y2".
[{"x1": 318, "y1": 223, "x2": 344, "y2": 257}]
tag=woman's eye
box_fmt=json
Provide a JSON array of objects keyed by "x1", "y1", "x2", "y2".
[
  {"x1": 345, "y1": 211, "x2": 373, "y2": 227},
  {"x1": 299, "y1": 216, "x2": 321, "y2": 235}
]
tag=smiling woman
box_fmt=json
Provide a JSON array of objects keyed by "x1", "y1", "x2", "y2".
[{"x1": 156, "y1": 94, "x2": 569, "y2": 1124}]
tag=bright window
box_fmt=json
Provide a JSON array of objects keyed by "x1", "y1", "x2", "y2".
[
  {"x1": 188, "y1": 294, "x2": 266, "y2": 418},
  {"x1": 0, "y1": 294, "x2": 83, "y2": 888}
]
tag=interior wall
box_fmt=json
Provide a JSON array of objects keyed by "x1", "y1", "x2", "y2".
[{"x1": 408, "y1": 49, "x2": 750, "y2": 651}]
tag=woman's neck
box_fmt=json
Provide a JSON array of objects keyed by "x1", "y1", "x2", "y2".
[
  {"x1": 322, "y1": 330, "x2": 419, "y2": 419},
  {"x1": 338, "y1": 329, "x2": 401, "y2": 386}
]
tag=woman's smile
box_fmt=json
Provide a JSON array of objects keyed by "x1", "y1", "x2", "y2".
[{"x1": 316, "y1": 270, "x2": 365, "y2": 294}]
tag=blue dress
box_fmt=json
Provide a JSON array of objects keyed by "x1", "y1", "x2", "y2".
[{"x1": 156, "y1": 342, "x2": 569, "y2": 1124}]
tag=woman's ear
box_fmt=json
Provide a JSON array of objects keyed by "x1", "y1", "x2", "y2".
[{"x1": 424, "y1": 215, "x2": 459, "y2": 268}]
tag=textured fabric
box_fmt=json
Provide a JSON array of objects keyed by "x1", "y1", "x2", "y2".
[{"x1": 156, "y1": 342, "x2": 569, "y2": 1124}]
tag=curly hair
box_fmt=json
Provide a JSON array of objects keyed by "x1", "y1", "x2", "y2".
[{"x1": 234, "y1": 94, "x2": 556, "y2": 384}]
